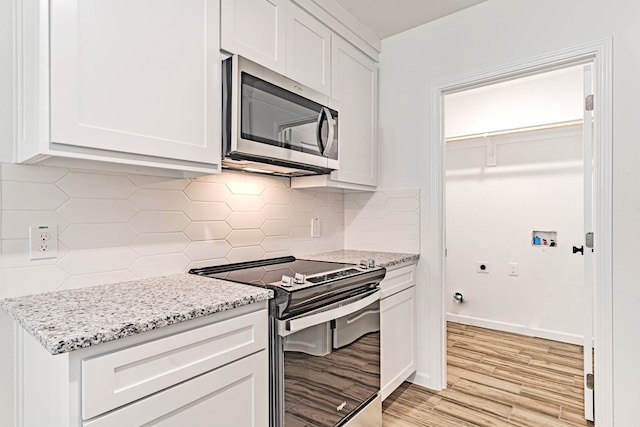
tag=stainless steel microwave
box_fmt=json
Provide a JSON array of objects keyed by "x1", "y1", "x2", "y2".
[{"x1": 221, "y1": 55, "x2": 339, "y2": 177}]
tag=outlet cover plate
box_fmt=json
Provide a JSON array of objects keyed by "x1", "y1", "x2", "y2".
[
  {"x1": 477, "y1": 262, "x2": 489, "y2": 273},
  {"x1": 29, "y1": 225, "x2": 58, "y2": 260}
]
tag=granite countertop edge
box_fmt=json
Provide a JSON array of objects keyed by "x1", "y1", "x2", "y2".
[
  {"x1": 304, "y1": 250, "x2": 420, "y2": 268},
  {"x1": 0, "y1": 274, "x2": 273, "y2": 355}
]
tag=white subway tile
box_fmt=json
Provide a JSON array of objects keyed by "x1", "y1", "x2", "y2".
[
  {"x1": 226, "y1": 212, "x2": 265, "y2": 229},
  {"x1": 129, "y1": 212, "x2": 190, "y2": 233},
  {"x1": 57, "y1": 199, "x2": 138, "y2": 223},
  {"x1": 57, "y1": 172, "x2": 137, "y2": 198},
  {"x1": 129, "y1": 254, "x2": 190, "y2": 278},
  {"x1": 184, "y1": 181, "x2": 230, "y2": 202},
  {"x1": 1, "y1": 239, "x2": 62, "y2": 268},
  {"x1": 58, "y1": 247, "x2": 137, "y2": 275},
  {"x1": 1, "y1": 164, "x2": 68, "y2": 183},
  {"x1": 129, "y1": 189, "x2": 190, "y2": 211},
  {"x1": 183, "y1": 222, "x2": 232, "y2": 241},
  {"x1": 184, "y1": 240, "x2": 232, "y2": 261},
  {"x1": 227, "y1": 229, "x2": 265, "y2": 247},
  {"x1": 2, "y1": 211, "x2": 69, "y2": 239},
  {"x1": 128, "y1": 174, "x2": 190, "y2": 190},
  {"x1": 184, "y1": 202, "x2": 231, "y2": 221},
  {"x1": 384, "y1": 211, "x2": 420, "y2": 226},
  {"x1": 1, "y1": 266, "x2": 69, "y2": 298},
  {"x1": 226, "y1": 246, "x2": 265, "y2": 263},
  {"x1": 261, "y1": 204, "x2": 292, "y2": 220},
  {"x1": 59, "y1": 224, "x2": 137, "y2": 249},
  {"x1": 289, "y1": 227, "x2": 311, "y2": 241},
  {"x1": 2, "y1": 182, "x2": 69, "y2": 210},
  {"x1": 384, "y1": 197, "x2": 420, "y2": 211},
  {"x1": 225, "y1": 194, "x2": 265, "y2": 212},
  {"x1": 380, "y1": 188, "x2": 419, "y2": 198},
  {"x1": 130, "y1": 233, "x2": 190, "y2": 256},
  {"x1": 59, "y1": 271, "x2": 137, "y2": 290},
  {"x1": 261, "y1": 220, "x2": 293, "y2": 236},
  {"x1": 225, "y1": 180, "x2": 265, "y2": 196},
  {"x1": 261, "y1": 187, "x2": 293, "y2": 205},
  {"x1": 261, "y1": 236, "x2": 292, "y2": 253}
]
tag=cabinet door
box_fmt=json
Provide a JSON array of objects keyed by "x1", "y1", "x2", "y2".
[
  {"x1": 286, "y1": 3, "x2": 331, "y2": 95},
  {"x1": 84, "y1": 351, "x2": 268, "y2": 427},
  {"x1": 221, "y1": 0, "x2": 286, "y2": 74},
  {"x1": 49, "y1": 0, "x2": 220, "y2": 167},
  {"x1": 381, "y1": 286, "x2": 417, "y2": 400},
  {"x1": 330, "y1": 37, "x2": 378, "y2": 187}
]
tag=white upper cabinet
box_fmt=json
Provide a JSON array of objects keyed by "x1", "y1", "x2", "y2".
[
  {"x1": 286, "y1": 2, "x2": 331, "y2": 95},
  {"x1": 17, "y1": 0, "x2": 222, "y2": 175},
  {"x1": 220, "y1": 0, "x2": 287, "y2": 74},
  {"x1": 328, "y1": 36, "x2": 378, "y2": 187}
]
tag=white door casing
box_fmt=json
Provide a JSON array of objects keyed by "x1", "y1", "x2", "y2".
[
  {"x1": 429, "y1": 39, "x2": 613, "y2": 425},
  {"x1": 582, "y1": 64, "x2": 595, "y2": 421}
]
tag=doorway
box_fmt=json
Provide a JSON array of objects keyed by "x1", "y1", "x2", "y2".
[
  {"x1": 443, "y1": 63, "x2": 592, "y2": 421},
  {"x1": 427, "y1": 39, "x2": 613, "y2": 425}
]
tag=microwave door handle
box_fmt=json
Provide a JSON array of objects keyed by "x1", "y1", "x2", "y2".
[
  {"x1": 277, "y1": 289, "x2": 380, "y2": 337},
  {"x1": 321, "y1": 107, "x2": 335, "y2": 157},
  {"x1": 315, "y1": 109, "x2": 327, "y2": 153}
]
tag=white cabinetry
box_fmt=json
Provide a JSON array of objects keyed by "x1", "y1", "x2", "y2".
[
  {"x1": 380, "y1": 264, "x2": 417, "y2": 400},
  {"x1": 220, "y1": 0, "x2": 379, "y2": 189},
  {"x1": 292, "y1": 36, "x2": 378, "y2": 190},
  {"x1": 16, "y1": 303, "x2": 268, "y2": 427},
  {"x1": 329, "y1": 37, "x2": 378, "y2": 187},
  {"x1": 286, "y1": 2, "x2": 332, "y2": 95},
  {"x1": 17, "y1": 0, "x2": 221, "y2": 175},
  {"x1": 221, "y1": 0, "x2": 287, "y2": 74}
]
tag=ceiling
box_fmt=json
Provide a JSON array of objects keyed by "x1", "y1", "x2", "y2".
[{"x1": 333, "y1": 0, "x2": 487, "y2": 39}]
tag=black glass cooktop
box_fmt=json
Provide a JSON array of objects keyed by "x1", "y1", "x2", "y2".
[{"x1": 189, "y1": 256, "x2": 359, "y2": 287}]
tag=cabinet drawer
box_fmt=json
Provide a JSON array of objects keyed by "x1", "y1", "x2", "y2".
[
  {"x1": 380, "y1": 265, "x2": 416, "y2": 299},
  {"x1": 84, "y1": 350, "x2": 268, "y2": 427},
  {"x1": 82, "y1": 309, "x2": 267, "y2": 420}
]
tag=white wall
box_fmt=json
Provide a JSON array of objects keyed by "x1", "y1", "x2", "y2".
[
  {"x1": 379, "y1": 0, "x2": 640, "y2": 422},
  {"x1": 446, "y1": 126, "x2": 584, "y2": 343},
  {"x1": 445, "y1": 65, "x2": 584, "y2": 138}
]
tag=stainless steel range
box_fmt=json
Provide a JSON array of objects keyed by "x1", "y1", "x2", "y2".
[{"x1": 189, "y1": 256, "x2": 386, "y2": 427}]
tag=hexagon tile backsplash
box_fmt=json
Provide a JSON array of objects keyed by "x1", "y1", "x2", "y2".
[
  {"x1": 0, "y1": 164, "x2": 345, "y2": 297},
  {"x1": 0, "y1": 164, "x2": 421, "y2": 298}
]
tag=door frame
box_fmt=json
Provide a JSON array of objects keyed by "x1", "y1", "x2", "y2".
[{"x1": 427, "y1": 38, "x2": 613, "y2": 423}]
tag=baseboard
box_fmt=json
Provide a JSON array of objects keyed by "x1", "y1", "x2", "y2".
[
  {"x1": 446, "y1": 313, "x2": 585, "y2": 346},
  {"x1": 408, "y1": 371, "x2": 436, "y2": 390}
]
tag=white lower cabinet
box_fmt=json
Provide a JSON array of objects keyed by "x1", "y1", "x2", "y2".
[
  {"x1": 380, "y1": 265, "x2": 417, "y2": 400},
  {"x1": 16, "y1": 303, "x2": 268, "y2": 427},
  {"x1": 84, "y1": 351, "x2": 267, "y2": 427}
]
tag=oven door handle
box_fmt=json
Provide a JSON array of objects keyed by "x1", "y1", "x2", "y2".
[{"x1": 277, "y1": 289, "x2": 380, "y2": 337}]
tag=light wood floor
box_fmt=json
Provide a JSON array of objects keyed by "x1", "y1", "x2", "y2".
[{"x1": 382, "y1": 322, "x2": 594, "y2": 426}]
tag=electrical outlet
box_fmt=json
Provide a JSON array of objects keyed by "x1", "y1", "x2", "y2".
[
  {"x1": 509, "y1": 262, "x2": 519, "y2": 276},
  {"x1": 29, "y1": 225, "x2": 58, "y2": 260},
  {"x1": 477, "y1": 262, "x2": 489, "y2": 273},
  {"x1": 311, "y1": 217, "x2": 320, "y2": 238}
]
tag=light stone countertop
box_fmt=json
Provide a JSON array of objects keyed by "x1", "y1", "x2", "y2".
[
  {"x1": 0, "y1": 274, "x2": 272, "y2": 355},
  {"x1": 305, "y1": 250, "x2": 420, "y2": 269}
]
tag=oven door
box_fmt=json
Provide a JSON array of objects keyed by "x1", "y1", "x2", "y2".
[{"x1": 275, "y1": 289, "x2": 381, "y2": 427}]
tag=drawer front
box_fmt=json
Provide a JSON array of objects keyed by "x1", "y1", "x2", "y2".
[
  {"x1": 380, "y1": 264, "x2": 416, "y2": 299},
  {"x1": 82, "y1": 309, "x2": 267, "y2": 420},
  {"x1": 84, "y1": 350, "x2": 268, "y2": 427}
]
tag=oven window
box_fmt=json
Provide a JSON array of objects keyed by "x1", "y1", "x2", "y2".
[
  {"x1": 241, "y1": 72, "x2": 337, "y2": 158},
  {"x1": 283, "y1": 301, "x2": 380, "y2": 427}
]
